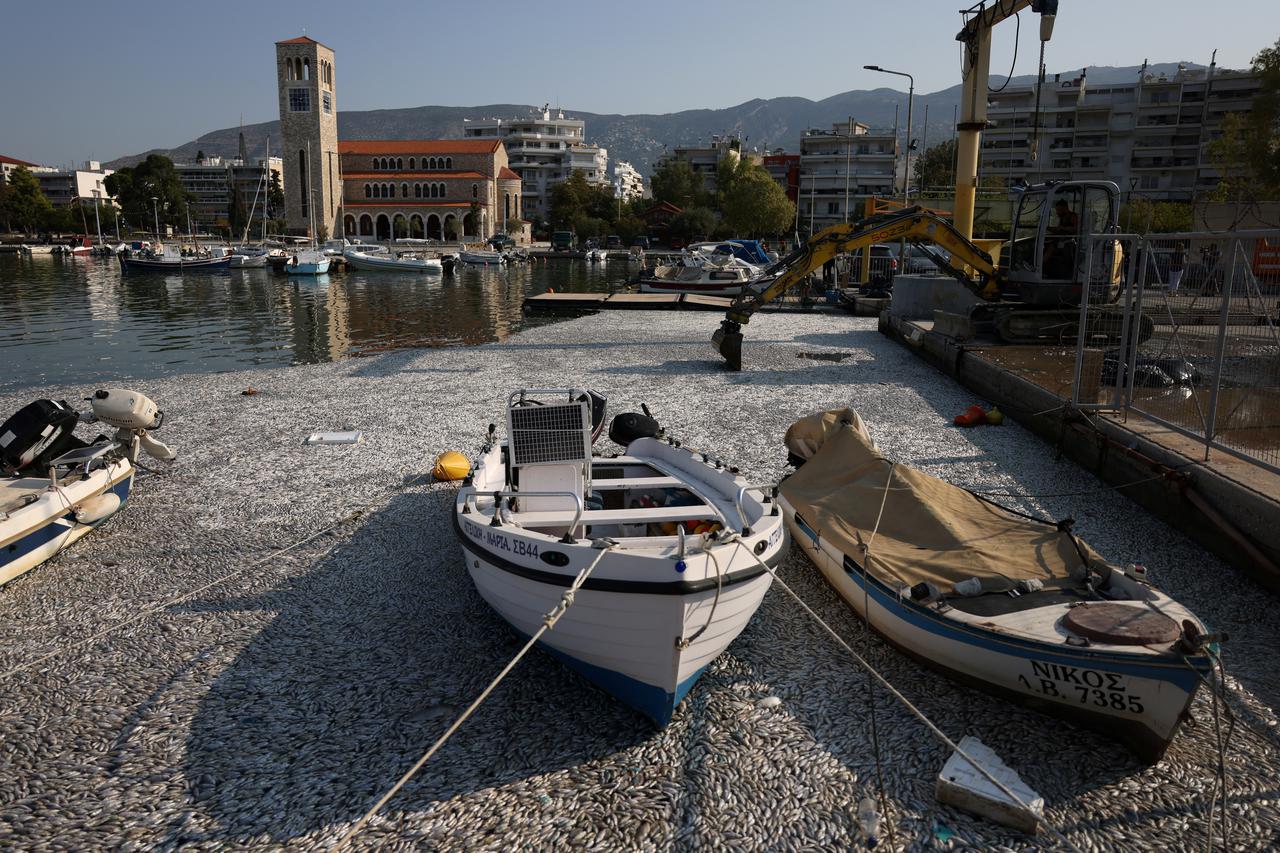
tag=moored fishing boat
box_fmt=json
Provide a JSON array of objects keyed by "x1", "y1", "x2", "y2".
[
  {"x1": 284, "y1": 249, "x2": 330, "y2": 275},
  {"x1": 118, "y1": 242, "x2": 232, "y2": 272},
  {"x1": 454, "y1": 389, "x2": 786, "y2": 724},
  {"x1": 776, "y1": 409, "x2": 1219, "y2": 763},
  {"x1": 0, "y1": 389, "x2": 176, "y2": 587},
  {"x1": 344, "y1": 249, "x2": 442, "y2": 273},
  {"x1": 636, "y1": 261, "x2": 771, "y2": 297},
  {"x1": 459, "y1": 249, "x2": 505, "y2": 266}
]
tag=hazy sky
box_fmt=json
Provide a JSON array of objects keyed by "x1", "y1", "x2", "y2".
[{"x1": 1, "y1": 0, "x2": 1273, "y2": 167}]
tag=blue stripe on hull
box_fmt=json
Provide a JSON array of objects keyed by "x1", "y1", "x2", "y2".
[
  {"x1": 529, "y1": 636, "x2": 708, "y2": 726},
  {"x1": 1, "y1": 476, "x2": 132, "y2": 574}
]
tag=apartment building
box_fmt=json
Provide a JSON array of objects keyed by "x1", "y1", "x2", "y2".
[
  {"x1": 34, "y1": 161, "x2": 114, "y2": 208},
  {"x1": 463, "y1": 108, "x2": 608, "y2": 221},
  {"x1": 763, "y1": 151, "x2": 801, "y2": 202},
  {"x1": 797, "y1": 120, "x2": 898, "y2": 232},
  {"x1": 982, "y1": 64, "x2": 1260, "y2": 202},
  {"x1": 174, "y1": 155, "x2": 284, "y2": 231},
  {"x1": 613, "y1": 160, "x2": 645, "y2": 201},
  {"x1": 655, "y1": 135, "x2": 741, "y2": 198}
]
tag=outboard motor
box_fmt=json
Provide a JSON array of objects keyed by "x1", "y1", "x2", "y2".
[
  {"x1": 0, "y1": 399, "x2": 84, "y2": 472},
  {"x1": 609, "y1": 403, "x2": 663, "y2": 448},
  {"x1": 88, "y1": 389, "x2": 177, "y2": 463}
]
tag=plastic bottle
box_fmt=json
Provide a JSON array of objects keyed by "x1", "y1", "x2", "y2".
[{"x1": 857, "y1": 797, "x2": 880, "y2": 848}]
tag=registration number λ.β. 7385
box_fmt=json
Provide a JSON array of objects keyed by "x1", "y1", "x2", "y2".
[{"x1": 1018, "y1": 661, "x2": 1145, "y2": 714}]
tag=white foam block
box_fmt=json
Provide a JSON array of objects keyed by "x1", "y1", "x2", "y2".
[
  {"x1": 304, "y1": 431, "x2": 365, "y2": 446},
  {"x1": 936, "y1": 736, "x2": 1044, "y2": 833}
]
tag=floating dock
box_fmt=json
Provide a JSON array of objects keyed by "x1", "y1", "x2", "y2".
[{"x1": 523, "y1": 292, "x2": 734, "y2": 315}]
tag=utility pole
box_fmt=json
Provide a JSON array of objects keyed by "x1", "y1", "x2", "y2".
[{"x1": 843, "y1": 116, "x2": 852, "y2": 222}]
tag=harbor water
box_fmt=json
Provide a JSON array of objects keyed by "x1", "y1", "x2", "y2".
[{"x1": 0, "y1": 253, "x2": 631, "y2": 392}]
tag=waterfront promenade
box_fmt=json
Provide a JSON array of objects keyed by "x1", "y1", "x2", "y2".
[{"x1": 1, "y1": 311, "x2": 1277, "y2": 849}]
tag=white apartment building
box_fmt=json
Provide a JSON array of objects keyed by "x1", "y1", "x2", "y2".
[
  {"x1": 798, "y1": 120, "x2": 898, "y2": 232},
  {"x1": 613, "y1": 160, "x2": 644, "y2": 200},
  {"x1": 982, "y1": 64, "x2": 1260, "y2": 202},
  {"x1": 463, "y1": 107, "x2": 609, "y2": 220},
  {"x1": 34, "y1": 161, "x2": 114, "y2": 208},
  {"x1": 656, "y1": 135, "x2": 741, "y2": 197}
]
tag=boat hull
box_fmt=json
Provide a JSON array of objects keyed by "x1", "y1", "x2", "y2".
[
  {"x1": 344, "y1": 252, "x2": 442, "y2": 273},
  {"x1": 459, "y1": 251, "x2": 505, "y2": 266},
  {"x1": 119, "y1": 255, "x2": 231, "y2": 272},
  {"x1": 229, "y1": 254, "x2": 268, "y2": 268},
  {"x1": 780, "y1": 499, "x2": 1209, "y2": 763},
  {"x1": 1, "y1": 462, "x2": 134, "y2": 587},
  {"x1": 456, "y1": 512, "x2": 779, "y2": 724},
  {"x1": 637, "y1": 280, "x2": 751, "y2": 297}
]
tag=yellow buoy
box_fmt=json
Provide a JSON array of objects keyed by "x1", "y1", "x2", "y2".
[
  {"x1": 985, "y1": 406, "x2": 1005, "y2": 426},
  {"x1": 433, "y1": 451, "x2": 471, "y2": 481}
]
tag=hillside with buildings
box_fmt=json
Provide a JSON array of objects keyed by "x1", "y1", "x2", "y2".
[{"x1": 107, "y1": 63, "x2": 1209, "y2": 178}]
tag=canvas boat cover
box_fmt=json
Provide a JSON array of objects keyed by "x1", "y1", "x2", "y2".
[{"x1": 780, "y1": 409, "x2": 1111, "y2": 592}]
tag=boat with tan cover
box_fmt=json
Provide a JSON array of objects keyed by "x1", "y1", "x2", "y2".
[{"x1": 776, "y1": 408, "x2": 1220, "y2": 763}]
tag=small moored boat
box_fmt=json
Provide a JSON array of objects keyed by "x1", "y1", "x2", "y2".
[
  {"x1": 344, "y1": 249, "x2": 442, "y2": 273},
  {"x1": 455, "y1": 389, "x2": 786, "y2": 724},
  {"x1": 284, "y1": 249, "x2": 331, "y2": 275},
  {"x1": 459, "y1": 249, "x2": 505, "y2": 266},
  {"x1": 1, "y1": 390, "x2": 176, "y2": 587},
  {"x1": 776, "y1": 409, "x2": 1218, "y2": 763}
]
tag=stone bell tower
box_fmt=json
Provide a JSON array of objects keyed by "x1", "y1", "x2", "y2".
[{"x1": 275, "y1": 36, "x2": 339, "y2": 239}]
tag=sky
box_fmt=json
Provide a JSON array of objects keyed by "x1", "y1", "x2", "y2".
[{"x1": 1, "y1": 0, "x2": 1274, "y2": 168}]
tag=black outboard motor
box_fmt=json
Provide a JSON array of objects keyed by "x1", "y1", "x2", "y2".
[
  {"x1": 0, "y1": 399, "x2": 86, "y2": 473},
  {"x1": 609, "y1": 403, "x2": 662, "y2": 448}
]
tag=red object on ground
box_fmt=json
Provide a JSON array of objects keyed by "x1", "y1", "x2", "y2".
[{"x1": 954, "y1": 405, "x2": 987, "y2": 427}]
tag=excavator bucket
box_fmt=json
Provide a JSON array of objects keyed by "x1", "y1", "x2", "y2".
[{"x1": 712, "y1": 321, "x2": 743, "y2": 371}]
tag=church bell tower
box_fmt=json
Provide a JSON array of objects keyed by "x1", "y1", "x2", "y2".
[{"x1": 275, "y1": 36, "x2": 339, "y2": 239}]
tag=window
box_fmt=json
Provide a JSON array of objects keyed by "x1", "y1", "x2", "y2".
[
  {"x1": 472, "y1": 183, "x2": 478, "y2": 198},
  {"x1": 322, "y1": 91, "x2": 332, "y2": 114},
  {"x1": 288, "y1": 88, "x2": 311, "y2": 112},
  {"x1": 299, "y1": 150, "x2": 308, "y2": 219},
  {"x1": 409, "y1": 158, "x2": 415, "y2": 169},
  {"x1": 397, "y1": 158, "x2": 403, "y2": 170},
  {"x1": 446, "y1": 158, "x2": 452, "y2": 169},
  {"x1": 438, "y1": 182, "x2": 446, "y2": 197},
  {"x1": 414, "y1": 184, "x2": 421, "y2": 198},
  {"x1": 364, "y1": 184, "x2": 371, "y2": 198},
  {"x1": 402, "y1": 183, "x2": 409, "y2": 198},
  {"x1": 826, "y1": 202, "x2": 839, "y2": 215}
]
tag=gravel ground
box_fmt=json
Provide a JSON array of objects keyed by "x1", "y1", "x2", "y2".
[{"x1": 1, "y1": 311, "x2": 1278, "y2": 851}]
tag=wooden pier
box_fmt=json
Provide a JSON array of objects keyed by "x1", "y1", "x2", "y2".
[{"x1": 522, "y1": 292, "x2": 734, "y2": 315}]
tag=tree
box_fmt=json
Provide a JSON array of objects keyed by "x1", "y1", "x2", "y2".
[
  {"x1": 668, "y1": 206, "x2": 719, "y2": 241},
  {"x1": 913, "y1": 139, "x2": 957, "y2": 193},
  {"x1": 0, "y1": 166, "x2": 54, "y2": 234},
  {"x1": 1121, "y1": 198, "x2": 1193, "y2": 234},
  {"x1": 104, "y1": 155, "x2": 191, "y2": 233},
  {"x1": 650, "y1": 159, "x2": 707, "y2": 209},
  {"x1": 548, "y1": 170, "x2": 593, "y2": 228},
  {"x1": 720, "y1": 165, "x2": 795, "y2": 237}
]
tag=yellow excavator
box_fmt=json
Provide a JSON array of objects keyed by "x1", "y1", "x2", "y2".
[{"x1": 712, "y1": 0, "x2": 1144, "y2": 369}]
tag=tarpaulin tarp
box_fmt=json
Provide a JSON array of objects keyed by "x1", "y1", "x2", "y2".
[{"x1": 780, "y1": 410, "x2": 1109, "y2": 592}]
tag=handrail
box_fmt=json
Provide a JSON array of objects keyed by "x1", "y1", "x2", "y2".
[
  {"x1": 732, "y1": 483, "x2": 778, "y2": 535},
  {"x1": 470, "y1": 489, "x2": 586, "y2": 541},
  {"x1": 506, "y1": 388, "x2": 586, "y2": 408}
]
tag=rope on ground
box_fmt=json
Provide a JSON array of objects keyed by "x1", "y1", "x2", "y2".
[
  {"x1": 0, "y1": 472, "x2": 435, "y2": 685},
  {"x1": 965, "y1": 460, "x2": 1200, "y2": 499},
  {"x1": 334, "y1": 539, "x2": 619, "y2": 851},
  {"x1": 728, "y1": 535, "x2": 1085, "y2": 853}
]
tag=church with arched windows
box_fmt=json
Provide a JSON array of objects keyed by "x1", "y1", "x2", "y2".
[
  {"x1": 338, "y1": 139, "x2": 523, "y2": 242},
  {"x1": 276, "y1": 35, "x2": 524, "y2": 244}
]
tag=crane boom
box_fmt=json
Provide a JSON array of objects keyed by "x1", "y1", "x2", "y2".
[{"x1": 713, "y1": 209, "x2": 1004, "y2": 369}]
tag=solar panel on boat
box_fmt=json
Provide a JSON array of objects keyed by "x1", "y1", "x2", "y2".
[{"x1": 508, "y1": 401, "x2": 591, "y2": 466}]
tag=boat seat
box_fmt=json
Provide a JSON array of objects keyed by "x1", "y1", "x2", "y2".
[
  {"x1": 589, "y1": 477, "x2": 684, "y2": 490},
  {"x1": 507, "y1": 505, "x2": 721, "y2": 527}
]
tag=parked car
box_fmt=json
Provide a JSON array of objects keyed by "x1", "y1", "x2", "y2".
[
  {"x1": 631, "y1": 236, "x2": 651, "y2": 250},
  {"x1": 889, "y1": 244, "x2": 950, "y2": 275},
  {"x1": 551, "y1": 231, "x2": 575, "y2": 251},
  {"x1": 488, "y1": 234, "x2": 515, "y2": 249},
  {"x1": 605, "y1": 235, "x2": 623, "y2": 250},
  {"x1": 847, "y1": 244, "x2": 899, "y2": 282}
]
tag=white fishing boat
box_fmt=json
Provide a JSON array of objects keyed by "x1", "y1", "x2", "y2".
[
  {"x1": 344, "y1": 249, "x2": 442, "y2": 273},
  {"x1": 459, "y1": 249, "x2": 505, "y2": 266},
  {"x1": 586, "y1": 248, "x2": 608, "y2": 263},
  {"x1": 455, "y1": 390, "x2": 786, "y2": 725},
  {"x1": 119, "y1": 242, "x2": 233, "y2": 272},
  {"x1": 284, "y1": 249, "x2": 330, "y2": 275},
  {"x1": 0, "y1": 389, "x2": 176, "y2": 587},
  {"x1": 229, "y1": 250, "x2": 269, "y2": 268},
  {"x1": 776, "y1": 409, "x2": 1219, "y2": 763},
  {"x1": 636, "y1": 261, "x2": 770, "y2": 297},
  {"x1": 21, "y1": 245, "x2": 57, "y2": 255}
]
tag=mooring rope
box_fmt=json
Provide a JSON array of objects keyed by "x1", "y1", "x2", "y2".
[
  {"x1": 0, "y1": 472, "x2": 435, "y2": 685},
  {"x1": 334, "y1": 539, "x2": 619, "y2": 851},
  {"x1": 728, "y1": 535, "x2": 1084, "y2": 853}
]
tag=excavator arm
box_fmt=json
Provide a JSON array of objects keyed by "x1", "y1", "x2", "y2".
[{"x1": 713, "y1": 207, "x2": 1004, "y2": 369}]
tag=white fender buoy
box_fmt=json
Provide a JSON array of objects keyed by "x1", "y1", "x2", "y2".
[{"x1": 74, "y1": 493, "x2": 121, "y2": 524}]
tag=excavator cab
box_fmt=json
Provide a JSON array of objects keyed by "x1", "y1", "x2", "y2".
[{"x1": 1005, "y1": 180, "x2": 1121, "y2": 307}]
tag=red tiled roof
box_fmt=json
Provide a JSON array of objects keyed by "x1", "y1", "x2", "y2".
[
  {"x1": 0, "y1": 154, "x2": 38, "y2": 167},
  {"x1": 276, "y1": 35, "x2": 330, "y2": 48},
  {"x1": 498, "y1": 167, "x2": 520, "y2": 180},
  {"x1": 345, "y1": 201, "x2": 486, "y2": 208},
  {"x1": 338, "y1": 139, "x2": 501, "y2": 155},
  {"x1": 342, "y1": 171, "x2": 485, "y2": 180}
]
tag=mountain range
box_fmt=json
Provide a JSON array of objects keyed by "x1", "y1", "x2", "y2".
[{"x1": 107, "y1": 63, "x2": 1206, "y2": 178}]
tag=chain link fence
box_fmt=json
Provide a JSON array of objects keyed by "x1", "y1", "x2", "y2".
[{"x1": 1073, "y1": 230, "x2": 1280, "y2": 474}]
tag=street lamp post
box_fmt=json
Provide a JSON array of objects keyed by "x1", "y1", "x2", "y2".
[
  {"x1": 864, "y1": 65, "x2": 914, "y2": 207},
  {"x1": 866, "y1": 64, "x2": 914, "y2": 274},
  {"x1": 91, "y1": 189, "x2": 103, "y2": 246},
  {"x1": 151, "y1": 196, "x2": 159, "y2": 240}
]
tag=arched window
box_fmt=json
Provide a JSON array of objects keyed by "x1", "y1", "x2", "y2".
[
  {"x1": 439, "y1": 182, "x2": 447, "y2": 198},
  {"x1": 472, "y1": 183, "x2": 478, "y2": 199},
  {"x1": 284, "y1": 59, "x2": 293, "y2": 80},
  {"x1": 409, "y1": 157, "x2": 415, "y2": 169},
  {"x1": 295, "y1": 58, "x2": 303, "y2": 80},
  {"x1": 303, "y1": 58, "x2": 310, "y2": 80},
  {"x1": 359, "y1": 214, "x2": 373, "y2": 236},
  {"x1": 397, "y1": 158, "x2": 403, "y2": 170},
  {"x1": 446, "y1": 157, "x2": 453, "y2": 169},
  {"x1": 364, "y1": 184, "x2": 371, "y2": 198},
  {"x1": 505, "y1": 193, "x2": 510, "y2": 220},
  {"x1": 343, "y1": 214, "x2": 355, "y2": 235},
  {"x1": 414, "y1": 184, "x2": 421, "y2": 198},
  {"x1": 428, "y1": 184, "x2": 437, "y2": 199},
  {"x1": 401, "y1": 183, "x2": 409, "y2": 198}
]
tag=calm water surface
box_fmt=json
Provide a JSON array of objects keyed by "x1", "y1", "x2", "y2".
[{"x1": 0, "y1": 253, "x2": 630, "y2": 392}]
